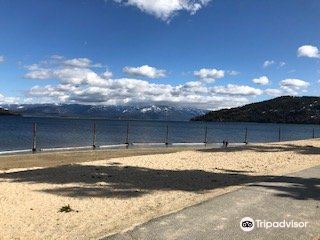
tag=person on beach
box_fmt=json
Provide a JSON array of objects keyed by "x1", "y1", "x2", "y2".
[{"x1": 222, "y1": 140, "x2": 229, "y2": 148}]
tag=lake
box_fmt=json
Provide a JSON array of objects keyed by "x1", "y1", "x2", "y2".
[{"x1": 0, "y1": 116, "x2": 319, "y2": 151}]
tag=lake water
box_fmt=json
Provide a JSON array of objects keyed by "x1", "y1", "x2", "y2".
[{"x1": 0, "y1": 116, "x2": 319, "y2": 151}]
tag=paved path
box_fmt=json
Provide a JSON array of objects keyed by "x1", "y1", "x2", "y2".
[{"x1": 104, "y1": 166, "x2": 320, "y2": 240}]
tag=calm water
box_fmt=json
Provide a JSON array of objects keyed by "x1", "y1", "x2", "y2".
[{"x1": 0, "y1": 116, "x2": 319, "y2": 151}]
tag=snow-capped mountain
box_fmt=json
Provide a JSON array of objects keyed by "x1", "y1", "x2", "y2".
[{"x1": 4, "y1": 104, "x2": 208, "y2": 121}]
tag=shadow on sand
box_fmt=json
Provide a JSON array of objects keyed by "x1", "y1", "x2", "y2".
[
  {"x1": 0, "y1": 159, "x2": 319, "y2": 201},
  {"x1": 198, "y1": 142, "x2": 320, "y2": 155}
]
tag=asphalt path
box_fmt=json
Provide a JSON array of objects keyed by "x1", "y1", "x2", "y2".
[{"x1": 104, "y1": 166, "x2": 320, "y2": 240}]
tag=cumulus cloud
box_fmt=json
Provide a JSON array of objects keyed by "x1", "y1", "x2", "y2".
[
  {"x1": 280, "y1": 78, "x2": 310, "y2": 89},
  {"x1": 25, "y1": 66, "x2": 107, "y2": 86},
  {"x1": 22, "y1": 57, "x2": 261, "y2": 109},
  {"x1": 123, "y1": 65, "x2": 166, "y2": 78},
  {"x1": 211, "y1": 84, "x2": 263, "y2": 96},
  {"x1": 102, "y1": 70, "x2": 113, "y2": 79},
  {"x1": 297, "y1": 45, "x2": 320, "y2": 58},
  {"x1": 0, "y1": 93, "x2": 19, "y2": 104},
  {"x1": 252, "y1": 76, "x2": 269, "y2": 85},
  {"x1": 0, "y1": 56, "x2": 4, "y2": 63},
  {"x1": 110, "y1": 0, "x2": 211, "y2": 22},
  {"x1": 194, "y1": 68, "x2": 225, "y2": 83},
  {"x1": 24, "y1": 64, "x2": 52, "y2": 79},
  {"x1": 278, "y1": 78, "x2": 310, "y2": 96},
  {"x1": 263, "y1": 60, "x2": 286, "y2": 68},
  {"x1": 264, "y1": 88, "x2": 283, "y2": 97},
  {"x1": 263, "y1": 60, "x2": 275, "y2": 68},
  {"x1": 64, "y1": 58, "x2": 92, "y2": 68},
  {"x1": 24, "y1": 57, "x2": 111, "y2": 86},
  {"x1": 27, "y1": 81, "x2": 250, "y2": 110},
  {"x1": 264, "y1": 78, "x2": 311, "y2": 97}
]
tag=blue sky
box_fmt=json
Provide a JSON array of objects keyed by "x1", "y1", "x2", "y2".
[{"x1": 0, "y1": 0, "x2": 319, "y2": 109}]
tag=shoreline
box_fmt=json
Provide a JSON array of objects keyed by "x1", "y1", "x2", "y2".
[
  {"x1": 1, "y1": 139, "x2": 318, "y2": 171},
  {"x1": 0, "y1": 147, "x2": 193, "y2": 171}
]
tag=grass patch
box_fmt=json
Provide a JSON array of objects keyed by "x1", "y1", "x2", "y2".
[{"x1": 59, "y1": 204, "x2": 73, "y2": 213}]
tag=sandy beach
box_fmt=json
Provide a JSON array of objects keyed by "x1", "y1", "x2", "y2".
[{"x1": 0, "y1": 139, "x2": 319, "y2": 240}]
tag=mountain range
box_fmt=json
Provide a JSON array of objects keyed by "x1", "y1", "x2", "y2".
[
  {"x1": 2, "y1": 104, "x2": 207, "y2": 121},
  {"x1": 3, "y1": 96, "x2": 320, "y2": 123},
  {"x1": 0, "y1": 107, "x2": 19, "y2": 116},
  {"x1": 192, "y1": 96, "x2": 320, "y2": 124}
]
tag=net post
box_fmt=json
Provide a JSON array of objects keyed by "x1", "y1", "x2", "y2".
[
  {"x1": 244, "y1": 127, "x2": 248, "y2": 144},
  {"x1": 165, "y1": 125, "x2": 169, "y2": 147},
  {"x1": 278, "y1": 127, "x2": 281, "y2": 142},
  {"x1": 92, "y1": 120, "x2": 97, "y2": 150},
  {"x1": 125, "y1": 122, "x2": 130, "y2": 148},
  {"x1": 204, "y1": 126, "x2": 208, "y2": 146},
  {"x1": 32, "y1": 123, "x2": 37, "y2": 153}
]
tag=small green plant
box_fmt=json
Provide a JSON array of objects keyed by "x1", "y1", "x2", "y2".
[{"x1": 59, "y1": 204, "x2": 73, "y2": 213}]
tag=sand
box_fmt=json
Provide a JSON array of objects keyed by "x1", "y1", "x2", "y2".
[{"x1": 0, "y1": 139, "x2": 319, "y2": 240}]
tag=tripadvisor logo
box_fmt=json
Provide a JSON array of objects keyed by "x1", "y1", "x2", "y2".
[
  {"x1": 240, "y1": 217, "x2": 255, "y2": 232},
  {"x1": 240, "y1": 217, "x2": 308, "y2": 232}
]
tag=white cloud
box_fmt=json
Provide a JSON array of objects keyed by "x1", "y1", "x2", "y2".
[
  {"x1": 25, "y1": 66, "x2": 108, "y2": 86},
  {"x1": 280, "y1": 86, "x2": 299, "y2": 96},
  {"x1": 123, "y1": 65, "x2": 166, "y2": 78},
  {"x1": 227, "y1": 70, "x2": 240, "y2": 76},
  {"x1": 27, "y1": 78, "x2": 250, "y2": 109},
  {"x1": 277, "y1": 78, "x2": 310, "y2": 96},
  {"x1": 110, "y1": 0, "x2": 211, "y2": 22},
  {"x1": 263, "y1": 60, "x2": 275, "y2": 68},
  {"x1": 22, "y1": 56, "x2": 266, "y2": 109},
  {"x1": 25, "y1": 57, "x2": 111, "y2": 85},
  {"x1": 252, "y1": 76, "x2": 269, "y2": 85},
  {"x1": 102, "y1": 70, "x2": 113, "y2": 79},
  {"x1": 264, "y1": 78, "x2": 310, "y2": 97},
  {"x1": 280, "y1": 78, "x2": 310, "y2": 89},
  {"x1": 64, "y1": 58, "x2": 92, "y2": 68},
  {"x1": 263, "y1": 60, "x2": 286, "y2": 68},
  {"x1": 0, "y1": 56, "x2": 4, "y2": 63},
  {"x1": 194, "y1": 68, "x2": 225, "y2": 83},
  {"x1": 0, "y1": 93, "x2": 19, "y2": 104},
  {"x1": 211, "y1": 84, "x2": 263, "y2": 96},
  {"x1": 297, "y1": 45, "x2": 320, "y2": 58},
  {"x1": 24, "y1": 65, "x2": 52, "y2": 80},
  {"x1": 264, "y1": 88, "x2": 283, "y2": 97}
]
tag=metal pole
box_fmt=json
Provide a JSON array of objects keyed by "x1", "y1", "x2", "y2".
[
  {"x1": 244, "y1": 127, "x2": 248, "y2": 143},
  {"x1": 278, "y1": 127, "x2": 281, "y2": 142},
  {"x1": 312, "y1": 128, "x2": 315, "y2": 139},
  {"x1": 32, "y1": 123, "x2": 37, "y2": 153},
  {"x1": 165, "y1": 125, "x2": 169, "y2": 146},
  {"x1": 92, "y1": 121, "x2": 97, "y2": 149},
  {"x1": 204, "y1": 126, "x2": 208, "y2": 145},
  {"x1": 125, "y1": 122, "x2": 130, "y2": 148}
]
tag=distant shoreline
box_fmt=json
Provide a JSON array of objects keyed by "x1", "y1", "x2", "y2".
[
  {"x1": 2, "y1": 114, "x2": 319, "y2": 125},
  {"x1": 0, "y1": 112, "x2": 21, "y2": 116}
]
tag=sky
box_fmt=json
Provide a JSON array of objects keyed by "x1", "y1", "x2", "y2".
[{"x1": 0, "y1": 0, "x2": 319, "y2": 110}]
